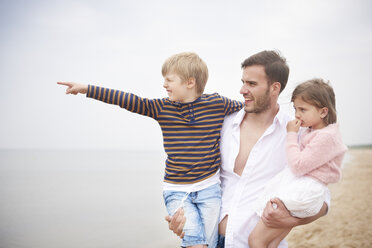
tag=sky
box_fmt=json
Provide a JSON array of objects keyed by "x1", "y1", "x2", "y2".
[{"x1": 0, "y1": 0, "x2": 371, "y2": 151}]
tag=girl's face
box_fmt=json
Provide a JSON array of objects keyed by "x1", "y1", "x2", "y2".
[{"x1": 293, "y1": 97, "x2": 328, "y2": 129}]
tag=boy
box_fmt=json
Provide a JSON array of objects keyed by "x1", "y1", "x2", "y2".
[{"x1": 58, "y1": 52, "x2": 243, "y2": 248}]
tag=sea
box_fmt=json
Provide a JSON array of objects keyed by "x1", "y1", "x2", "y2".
[
  {"x1": 0, "y1": 149, "x2": 353, "y2": 248},
  {"x1": 0, "y1": 150, "x2": 180, "y2": 248}
]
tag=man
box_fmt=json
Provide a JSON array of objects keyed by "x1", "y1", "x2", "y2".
[{"x1": 167, "y1": 50, "x2": 329, "y2": 248}]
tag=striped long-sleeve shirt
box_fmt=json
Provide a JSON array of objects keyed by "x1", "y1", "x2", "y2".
[{"x1": 87, "y1": 85, "x2": 244, "y2": 184}]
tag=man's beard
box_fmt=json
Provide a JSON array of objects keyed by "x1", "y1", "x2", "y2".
[{"x1": 244, "y1": 87, "x2": 271, "y2": 114}]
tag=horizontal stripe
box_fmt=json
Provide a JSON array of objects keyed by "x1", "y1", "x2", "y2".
[
  {"x1": 163, "y1": 140, "x2": 217, "y2": 145},
  {"x1": 164, "y1": 144, "x2": 216, "y2": 149},
  {"x1": 86, "y1": 85, "x2": 243, "y2": 184},
  {"x1": 166, "y1": 158, "x2": 220, "y2": 167},
  {"x1": 165, "y1": 165, "x2": 219, "y2": 176},
  {"x1": 159, "y1": 118, "x2": 224, "y2": 125},
  {"x1": 162, "y1": 133, "x2": 220, "y2": 139},
  {"x1": 162, "y1": 129, "x2": 221, "y2": 134},
  {"x1": 165, "y1": 164, "x2": 220, "y2": 174},
  {"x1": 165, "y1": 163, "x2": 220, "y2": 173}
]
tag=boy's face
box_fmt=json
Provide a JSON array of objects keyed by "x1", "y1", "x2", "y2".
[{"x1": 163, "y1": 73, "x2": 190, "y2": 102}]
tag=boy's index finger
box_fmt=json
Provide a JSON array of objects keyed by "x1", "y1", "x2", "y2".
[{"x1": 57, "y1": 82, "x2": 72, "y2": 87}]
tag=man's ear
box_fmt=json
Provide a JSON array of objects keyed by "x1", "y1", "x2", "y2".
[
  {"x1": 319, "y1": 107, "x2": 329, "y2": 119},
  {"x1": 271, "y1": 82, "x2": 281, "y2": 95},
  {"x1": 187, "y1": 77, "x2": 196, "y2": 89}
]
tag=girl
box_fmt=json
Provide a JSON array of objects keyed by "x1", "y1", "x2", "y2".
[{"x1": 248, "y1": 78, "x2": 348, "y2": 248}]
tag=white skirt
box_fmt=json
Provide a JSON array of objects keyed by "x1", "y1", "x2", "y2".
[{"x1": 254, "y1": 167, "x2": 327, "y2": 218}]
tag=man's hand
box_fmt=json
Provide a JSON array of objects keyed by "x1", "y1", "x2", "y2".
[
  {"x1": 262, "y1": 198, "x2": 328, "y2": 229},
  {"x1": 165, "y1": 208, "x2": 186, "y2": 239},
  {"x1": 286, "y1": 119, "x2": 301, "y2": 133},
  {"x1": 57, "y1": 82, "x2": 88, "y2": 95},
  {"x1": 261, "y1": 198, "x2": 299, "y2": 229}
]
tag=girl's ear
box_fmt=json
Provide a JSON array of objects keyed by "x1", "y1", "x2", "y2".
[
  {"x1": 319, "y1": 107, "x2": 329, "y2": 119},
  {"x1": 186, "y1": 77, "x2": 196, "y2": 89}
]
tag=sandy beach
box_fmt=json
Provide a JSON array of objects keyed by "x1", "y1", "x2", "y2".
[{"x1": 287, "y1": 148, "x2": 372, "y2": 247}]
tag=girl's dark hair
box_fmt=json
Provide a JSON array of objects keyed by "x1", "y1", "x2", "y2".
[{"x1": 291, "y1": 78, "x2": 337, "y2": 124}]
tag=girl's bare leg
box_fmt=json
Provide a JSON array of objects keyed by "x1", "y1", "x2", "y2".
[
  {"x1": 267, "y1": 228, "x2": 291, "y2": 248},
  {"x1": 249, "y1": 219, "x2": 291, "y2": 248}
]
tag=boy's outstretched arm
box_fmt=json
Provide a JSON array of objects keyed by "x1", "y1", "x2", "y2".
[
  {"x1": 57, "y1": 82, "x2": 88, "y2": 95},
  {"x1": 58, "y1": 82, "x2": 162, "y2": 119}
]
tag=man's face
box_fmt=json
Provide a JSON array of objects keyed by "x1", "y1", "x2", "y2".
[{"x1": 240, "y1": 65, "x2": 272, "y2": 113}]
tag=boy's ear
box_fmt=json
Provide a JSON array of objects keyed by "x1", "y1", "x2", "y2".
[
  {"x1": 319, "y1": 107, "x2": 329, "y2": 119},
  {"x1": 186, "y1": 77, "x2": 196, "y2": 89}
]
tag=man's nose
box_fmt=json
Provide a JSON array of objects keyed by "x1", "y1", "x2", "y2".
[{"x1": 240, "y1": 84, "x2": 249, "y2": 94}]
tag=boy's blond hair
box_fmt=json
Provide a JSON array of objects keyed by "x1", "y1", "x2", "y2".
[{"x1": 162, "y1": 52, "x2": 209, "y2": 95}]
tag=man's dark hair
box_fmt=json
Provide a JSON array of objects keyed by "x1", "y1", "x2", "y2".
[{"x1": 241, "y1": 50, "x2": 289, "y2": 93}]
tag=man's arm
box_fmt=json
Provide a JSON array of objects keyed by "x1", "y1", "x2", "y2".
[{"x1": 261, "y1": 198, "x2": 328, "y2": 228}]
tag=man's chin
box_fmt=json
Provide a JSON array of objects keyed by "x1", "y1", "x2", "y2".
[{"x1": 244, "y1": 106, "x2": 256, "y2": 113}]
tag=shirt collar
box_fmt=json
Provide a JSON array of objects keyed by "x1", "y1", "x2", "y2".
[
  {"x1": 274, "y1": 105, "x2": 290, "y2": 128},
  {"x1": 165, "y1": 95, "x2": 203, "y2": 107},
  {"x1": 232, "y1": 104, "x2": 289, "y2": 128},
  {"x1": 232, "y1": 108, "x2": 246, "y2": 126}
]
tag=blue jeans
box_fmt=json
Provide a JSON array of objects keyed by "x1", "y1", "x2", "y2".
[
  {"x1": 217, "y1": 234, "x2": 225, "y2": 248},
  {"x1": 163, "y1": 183, "x2": 221, "y2": 248}
]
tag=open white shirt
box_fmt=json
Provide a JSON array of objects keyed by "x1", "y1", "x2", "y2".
[{"x1": 219, "y1": 107, "x2": 331, "y2": 248}]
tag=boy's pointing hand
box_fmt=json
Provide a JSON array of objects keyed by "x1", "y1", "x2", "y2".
[{"x1": 57, "y1": 82, "x2": 88, "y2": 95}]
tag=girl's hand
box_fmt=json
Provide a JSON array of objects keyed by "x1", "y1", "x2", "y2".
[
  {"x1": 286, "y1": 119, "x2": 301, "y2": 133},
  {"x1": 57, "y1": 82, "x2": 88, "y2": 95}
]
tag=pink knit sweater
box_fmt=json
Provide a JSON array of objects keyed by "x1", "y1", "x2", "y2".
[{"x1": 286, "y1": 123, "x2": 348, "y2": 185}]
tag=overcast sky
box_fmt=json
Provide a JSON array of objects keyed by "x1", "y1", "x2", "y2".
[{"x1": 1, "y1": 0, "x2": 371, "y2": 151}]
